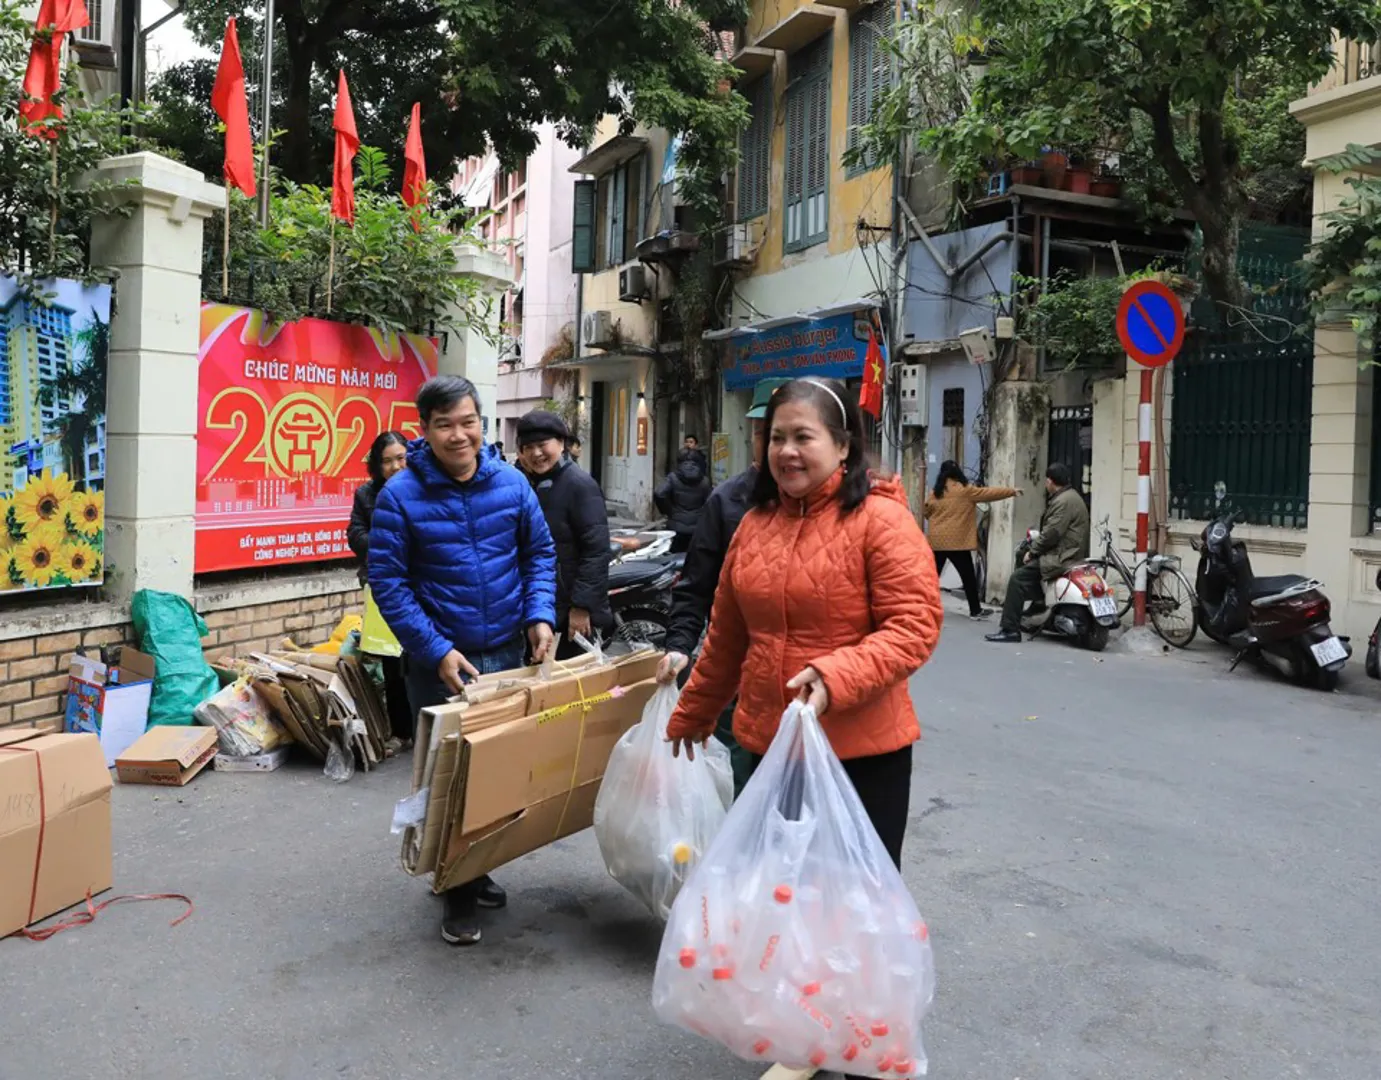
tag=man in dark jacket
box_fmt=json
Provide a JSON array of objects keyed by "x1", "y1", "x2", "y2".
[
  {"x1": 986, "y1": 462, "x2": 1091, "y2": 643},
  {"x1": 657, "y1": 378, "x2": 787, "y2": 794},
  {"x1": 369, "y1": 375, "x2": 556, "y2": 946},
  {"x1": 655, "y1": 450, "x2": 712, "y2": 553},
  {"x1": 516, "y1": 410, "x2": 612, "y2": 659}
]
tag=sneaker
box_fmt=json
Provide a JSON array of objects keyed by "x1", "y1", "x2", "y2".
[
  {"x1": 969, "y1": 608, "x2": 993, "y2": 620},
  {"x1": 441, "y1": 889, "x2": 481, "y2": 946},
  {"x1": 474, "y1": 874, "x2": 507, "y2": 910},
  {"x1": 985, "y1": 629, "x2": 1023, "y2": 644}
]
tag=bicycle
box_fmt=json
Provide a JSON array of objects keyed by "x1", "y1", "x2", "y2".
[{"x1": 1088, "y1": 516, "x2": 1199, "y2": 648}]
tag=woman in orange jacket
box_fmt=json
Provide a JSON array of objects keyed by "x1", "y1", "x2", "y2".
[
  {"x1": 923, "y1": 459, "x2": 1020, "y2": 620},
  {"x1": 666, "y1": 377, "x2": 944, "y2": 870}
]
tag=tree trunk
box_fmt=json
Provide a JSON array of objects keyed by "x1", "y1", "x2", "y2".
[
  {"x1": 278, "y1": 29, "x2": 318, "y2": 184},
  {"x1": 1196, "y1": 206, "x2": 1245, "y2": 316}
]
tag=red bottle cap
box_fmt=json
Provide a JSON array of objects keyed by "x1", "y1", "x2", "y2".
[
  {"x1": 752, "y1": 1039, "x2": 772, "y2": 1056},
  {"x1": 872, "y1": 1022, "x2": 890, "y2": 1037},
  {"x1": 678, "y1": 948, "x2": 696, "y2": 969},
  {"x1": 894, "y1": 1058, "x2": 915, "y2": 1075},
  {"x1": 877, "y1": 1055, "x2": 895, "y2": 1072},
  {"x1": 712, "y1": 965, "x2": 735, "y2": 981},
  {"x1": 914, "y1": 921, "x2": 930, "y2": 941},
  {"x1": 809, "y1": 1050, "x2": 827, "y2": 1067},
  {"x1": 802, "y1": 981, "x2": 822, "y2": 996},
  {"x1": 842, "y1": 1044, "x2": 859, "y2": 1062},
  {"x1": 773, "y1": 885, "x2": 793, "y2": 904}
]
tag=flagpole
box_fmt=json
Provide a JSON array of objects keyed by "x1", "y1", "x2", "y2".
[
  {"x1": 258, "y1": 0, "x2": 275, "y2": 227},
  {"x1": 326, "y1": 215, "x2": 336, "y2": 314},
  {"x1": 222, "y1": 193, "x2": 232, "y2": 296}
]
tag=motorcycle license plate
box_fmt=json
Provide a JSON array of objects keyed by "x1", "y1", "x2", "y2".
[
  {"x1": 1089, "y1": 596, "x2": 1118, "y2": 619},
  {"x1": 1310, "y1": 636, "x2": 1348, "y2": 666}
]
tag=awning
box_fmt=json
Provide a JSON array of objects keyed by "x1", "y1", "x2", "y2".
[
  {"x1": 708, "y1": 300, "x2": 886, "y2": 392},
  {"x1": 569, "y1": 135, "x2": 649, "y2": 176},
  {"x1": 702, "y1": 297, "x2": 882, "y2": 340},
  {"x1": 546, "y1": 351, "x2": 660, "y2": 380},
  {"x1": 460, "y1": 157, "x2": 501, "y2": 209}
]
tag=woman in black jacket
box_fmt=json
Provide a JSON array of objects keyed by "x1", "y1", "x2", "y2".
[
  {"x1": 348, "y1": 432, "x2": 413, "y2": 744},
  {"x1": 655, "y1": 449, "x2": 712, "y2": 553}
]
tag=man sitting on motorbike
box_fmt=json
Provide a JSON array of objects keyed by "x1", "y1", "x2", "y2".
[{"x1": 986, "y1": 462, "x2": 1090, "y2": 644}]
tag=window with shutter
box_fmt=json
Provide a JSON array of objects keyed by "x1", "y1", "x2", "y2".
[
  {"x1": 784, "y1": 36, "x2": 831, "y2": 254},
  {"x1": 608, "y1": 166, "x2": 626, "y2": 267},
  {"x1": 572, "y1": 180, "x2": 596, "y2": 273},
  {"x1": 847, "y1": 1, "x2": 895, "y2": 175},
  {"x1": 737, "y1": 78, "x2": 772, "y2": 221}
]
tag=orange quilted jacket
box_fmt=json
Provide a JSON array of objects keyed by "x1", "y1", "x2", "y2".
[{"x1": 666, "y1": 469, "x2": 944, "y2": 760}]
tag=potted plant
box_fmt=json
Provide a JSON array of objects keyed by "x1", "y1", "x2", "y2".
[
  {"x1": 1064, "y1": 153, "x2": 1093, "y2": 195},
  {"x1": 1090, "y1": 169, "x2": 1121, "y2": 198},
  {"x1": 1010, "y1": 160, "x2": 1042, "y2": 186},
  {"x1": 1040, "y1": 147, "x2": 1068, "y2": 187}
]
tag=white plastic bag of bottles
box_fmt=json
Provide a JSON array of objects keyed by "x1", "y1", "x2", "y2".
[
  {"x1": 652, "y1": 701, "x2": 935, "y2": 1077},
  {"x1": 593, "y1": 683, "x2": 733, "y2": 920}
]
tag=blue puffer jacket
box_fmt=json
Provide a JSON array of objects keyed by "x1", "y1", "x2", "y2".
[{"x1": 368, "y1": 440, "x2": 557, "y2": 669}]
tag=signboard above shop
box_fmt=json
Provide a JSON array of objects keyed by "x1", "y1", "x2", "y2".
[{"x1": 718, "y1": 310, "x2": 882, "y2": 392}]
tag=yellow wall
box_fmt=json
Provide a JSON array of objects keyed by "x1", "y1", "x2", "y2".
[{"x1": 743, "y1": 1, "x2": 895, "y2": 279}]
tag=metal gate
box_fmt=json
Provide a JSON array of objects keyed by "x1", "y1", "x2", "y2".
[{"x1": 1049, "y1": 405, "x2": 1092, "y2": 506}]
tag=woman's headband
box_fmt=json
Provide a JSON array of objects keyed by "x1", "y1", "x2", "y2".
[{"x1": 799, "y1": 378, "x2": 847, "y2": 427}]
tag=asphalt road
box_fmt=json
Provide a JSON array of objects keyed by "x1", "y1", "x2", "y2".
[{"x1": 2, "y1": 615, "x2": 1379, "y2": 1080}]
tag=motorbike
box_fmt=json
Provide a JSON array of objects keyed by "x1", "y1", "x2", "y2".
[
  {"x1": 1368, "y1": 570, "x2": 1381, "y2": 680},
  {"x1": 609, "y1": 528, "x2": 677, "y2": 562},
  {"x1": 607, "y1": 544, "x2": 683, "y2": 649},
  {"x1": 1016, "y1": 530, "x2": 1120, "y2": 651},
  {"x1": 1193, "y1": 510, "x2": 1349, "y2": 690}
]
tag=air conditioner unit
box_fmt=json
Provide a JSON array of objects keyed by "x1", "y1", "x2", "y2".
[
  {"x1": 618, "y1": 264, "x2": 650, "y2": 303},
  {"x1": 713, "y1": 222, "x2": 753, "y2": 267},
  {"x1": 582, "y1": 310, "x2": 616, "y2": 351}
]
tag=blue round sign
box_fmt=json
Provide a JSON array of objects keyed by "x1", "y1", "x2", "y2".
[{"x1": 1116, "y1": 280, "x2": 1185, "y2": 368}]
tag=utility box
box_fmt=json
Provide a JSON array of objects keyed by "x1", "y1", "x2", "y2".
[{"x1": 898, "y1": 364, "x2": 927, "y2": 428}]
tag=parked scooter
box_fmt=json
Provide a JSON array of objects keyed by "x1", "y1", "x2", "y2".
[
  {"x1": 1015, "y1": 530, "x2": 1120, "y2": 651},
  {"x1": 1367, "y1": 569, "x2": 1381, "y2": 680},
  {"x1": 1193, "y1": 510, "x2": 1349, "y2": 690},
  {"x1": 606, "y1": 546, "x2": 683, "y2": 649}
]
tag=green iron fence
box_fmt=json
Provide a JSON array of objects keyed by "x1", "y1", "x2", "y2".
[{"x1": 1169, "y1": 228, "x2": 1313, "y2": 528}]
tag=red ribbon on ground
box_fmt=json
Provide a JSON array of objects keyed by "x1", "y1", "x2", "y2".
[{"x1": 17, "y1": 889, "x2": 195, "y2": 942}]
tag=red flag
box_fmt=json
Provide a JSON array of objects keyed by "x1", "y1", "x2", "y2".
[
  {"x1": 19, "y1": 0, "x2": 90, "y2": 139},
  {"x1": 331, "y1": 70, "x2": 360, "y2": 223},
  {"x1": 211, "y1": 18, "x2": 256, "y2": 197},
  {"x1": 860, "y1": 322, "x2": 886, "y2": 420},
  {"x1": 402, "y1": 102, "x2": 427, "y2": 230}
]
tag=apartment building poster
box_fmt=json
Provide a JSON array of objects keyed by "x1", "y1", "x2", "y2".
[
  {"x1": 0, "y1": 275, "x2": 112, "y2": 594},
  {"x1": 195, "y1": 304, "x2": 438, "y2": 573}
]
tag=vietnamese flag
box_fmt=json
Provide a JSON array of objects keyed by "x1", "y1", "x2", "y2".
[
  {"x1": 402, "y1": 102, "x2": 427, "y2": 230},
  {"x1": 211, "y1": 18, "x2": 256, "y2": 197},
  {"x1": 331, "y1": 70, "x2": 360, "y2": 224},
  {"x1": 859, "y1": 321, "x2": 886, "y2": 420},
  {"x1": 19, "y1": 0, "x2": 90, "y2": 139}
]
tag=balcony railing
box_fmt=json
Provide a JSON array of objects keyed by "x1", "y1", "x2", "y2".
[{"x1": 1315, "y1": 35, "x2": 1381, "y2": 94}]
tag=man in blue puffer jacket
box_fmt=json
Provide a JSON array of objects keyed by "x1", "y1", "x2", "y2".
[{"x1": 369, "y1": 374, "x2": 557, "y2": 946}]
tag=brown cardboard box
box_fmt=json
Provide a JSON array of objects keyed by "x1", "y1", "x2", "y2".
[
  {"x1": 400, "y1": 651, "x2": 661, "y2": 888},
  {"x1": 115, "y1": 726, "x2": 218, "y2": 786},
  {"x1": 0, "y1": 731, "x2": 113, "y2": 938}
]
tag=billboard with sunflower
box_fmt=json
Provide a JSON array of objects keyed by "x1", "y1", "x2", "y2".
[
  {"x1": 0, "y1": 276, "x2": 111, "y2": 593},
  {"x1": 195, "y1": 305, "x2": 438, "y2": 573}
]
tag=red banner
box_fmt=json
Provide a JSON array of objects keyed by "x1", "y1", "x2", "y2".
[{"x1": 195, "y1": 304, "x2": 438, "y2": 573}]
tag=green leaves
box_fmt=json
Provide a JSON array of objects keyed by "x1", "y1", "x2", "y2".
[{"x1": 1306, "y1": 143, "x2": 1381, "y2": 352}]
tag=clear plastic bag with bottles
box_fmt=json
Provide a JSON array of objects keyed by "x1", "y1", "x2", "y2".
[
  {"x1": 652, "y1": 701, "x2": 936, "y2": 1077},
  {"x1": 593, "y1": 683, "x2": 733, "y2": 920}
]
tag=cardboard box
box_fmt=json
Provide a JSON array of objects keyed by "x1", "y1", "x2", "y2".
[
  {"x1": 399, "y1": 649, "x2": 662, "y2": 890},
  {"x1": 115, "y1": 726, "x2": 218, "y2": 786},
  {"x1": 0, "y1": 730, "x2": 113, "y2": 938},
  {"x1": 64, "y1": 647, "x2": 158, "y2": 768},
  {"x1": 214, "y1": 746, "x2": 290, "y2": 772}
]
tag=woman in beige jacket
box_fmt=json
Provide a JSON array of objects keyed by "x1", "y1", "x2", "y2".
[{"x1": 923, "y1": 460, "x2": 1019, "y2": 619}]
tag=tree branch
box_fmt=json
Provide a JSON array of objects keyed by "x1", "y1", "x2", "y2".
[{"x1": 1142, "y1": 88, "x2": 1206, "y2": 217}]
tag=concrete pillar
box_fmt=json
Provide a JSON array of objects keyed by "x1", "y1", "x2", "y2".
[
  {"x1": 1090, "y1": 374, "x2": 1125, "y2": 543},
  {"x1": 444, "y1": 244, "x2": 514, "y2": 438},
  {"x1": 1304, "y1": 322, "x2": 1371, "y2": 603},
  {"x1": 88, "y1": 152, "x2": 225, "y2": 601},
  {"x1": 984, "y1": 380, "x2": 1050, "y2": 602}
]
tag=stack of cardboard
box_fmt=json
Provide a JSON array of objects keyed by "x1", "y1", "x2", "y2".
[
  {"x1": 232, "y1": 652, "x2": 392, "y2": 772},
  {"x1": 399, "y1": 648, "x2": 662, "y2": 892}
]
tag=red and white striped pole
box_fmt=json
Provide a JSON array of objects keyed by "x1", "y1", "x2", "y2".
[{"x1": 1134, "y1": 367, "x2": 1152, "y2": 627}]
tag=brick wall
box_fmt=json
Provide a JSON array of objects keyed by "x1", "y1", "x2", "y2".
[{"x1": 0, "y1": 587, "x2": 362, "y2": 733}]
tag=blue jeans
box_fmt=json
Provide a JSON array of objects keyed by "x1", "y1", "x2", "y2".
[{"x1": 403, "y1": 637, "x2": 526, "y2": 897}]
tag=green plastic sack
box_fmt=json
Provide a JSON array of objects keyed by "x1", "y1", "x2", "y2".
[{"x1": 131, "y1": 589, "x2": 219, "y2": 727}]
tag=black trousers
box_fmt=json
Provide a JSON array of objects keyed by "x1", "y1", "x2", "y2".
[
  {"x1": 934, "y1": 548, "x2": 983, "y2": 616},
  {"x1": 1001, "y1": 561, "x2": 1045, "y2": 632},
  {"x1": 670, "y1": 532, "x2": 692, "y2": 554},
  {"x1": 745, "y1": 743, "x2": 913, "y2": 869},
  {"x1": 379, "y1": 655, "x2": 414, "y2": 742}
]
